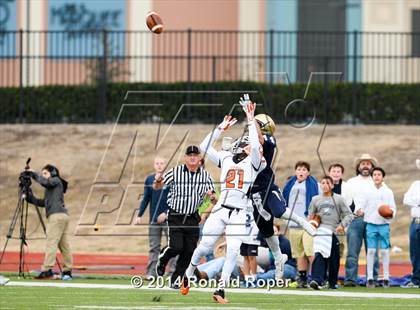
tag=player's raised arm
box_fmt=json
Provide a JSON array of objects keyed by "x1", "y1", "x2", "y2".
[
  {"x1": 239, "y1": 95, "x2": 264, "y2": 170},
  {"x1": 199, "y1": 115, "x2": 237, "y2": 166}
]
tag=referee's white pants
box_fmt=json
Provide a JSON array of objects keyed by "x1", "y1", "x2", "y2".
[{"x1": 188, "y1": 205, "x2": 247, "y2": 287}]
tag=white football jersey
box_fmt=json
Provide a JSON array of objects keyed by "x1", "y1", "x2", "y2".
[{"x1": 216, "y1": 150, "x2": 266, "y2": 209}]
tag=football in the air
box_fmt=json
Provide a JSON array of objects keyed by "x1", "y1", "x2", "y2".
[
  {"x1": 146, "y1": 11, "x2": 163, "y2": 34},
  {"x1": 378, "y1": 204, "x2": 393, "y2": 219},
  {"x1": 309, "y1": 214, "x2": 321, "y2": 228}
]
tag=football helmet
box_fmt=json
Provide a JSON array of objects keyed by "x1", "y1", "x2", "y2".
[
  {"x1": 230, "y1": 135, "x2": 250, "y2": 155},
  {"x1": 255, "y1": 114, "x2": 275, "y2": 135}
]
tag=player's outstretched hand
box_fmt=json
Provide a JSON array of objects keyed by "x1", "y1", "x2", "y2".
[
  {"x1": 239, "y1": 94, "x2": 256, "y2": 122},
  {"x1": 218, "y1": 115, "x2": 237, "y2": 131}
]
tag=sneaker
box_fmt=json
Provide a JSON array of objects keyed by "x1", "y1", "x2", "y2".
[
  {"x1": 35, "y1": 269, "x2": 54, "y2": 279},
  {"x1": 180, "y1": 276, "x2": 190, "y2": 295},
  {"x1": 61, "y1": 270, "x2": 72, "y2": 281},
  {"x1": 296, "y1": 278, "x2": 308, "y2": 288},
  {"x1": 299, "y1": 218, "x2": 316, "y2": 236},
  {"x1": 0, "y1": 275, "x2": 10, "y2": 286},
  {"x1": 213, "y1": 289, "x2": 229, "y2": 304},
  {"x1": 309, "y1": 280, "x2": 320, "y2": 290},
  {"x1": 155, "y1": 259, "x2": 166, "y2": 277},
  {"x1": 383, "y1": 279, "x2": 390, "y2": 288},
  {"x1": 366, "y1": 279, "x2": 375, "y2": 288},
  {"x1": 343, "y1": 280, "x2": 357, "y2": 287},
  {"x1": 275, "y1": 254, "x2": 288, "y2": 279},
  {"x1": 328, "y1": 284, "x2": 339, "y2": 290},
  {"x1": 401, "y1": 281, "x2": 420, "y2": 288}
]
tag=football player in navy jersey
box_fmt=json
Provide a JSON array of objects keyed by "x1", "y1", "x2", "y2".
[{"x1": 249, "y1": 112, "x2": 316, "y2": 280}]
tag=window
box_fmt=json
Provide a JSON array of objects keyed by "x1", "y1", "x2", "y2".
[{"x1": 412, "y1": 10, "x2": 420, "y2": 57}]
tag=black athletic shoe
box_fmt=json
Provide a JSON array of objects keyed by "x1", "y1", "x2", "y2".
[
  {"x1": 213, "y1": 289, "x2": 228, "y2": 304},
  {"x1": 296, "y1": 278, "x2": 308, "y2": 288},
  {"x1": 61, "y1": 270, "x2": 72, "y2": 280},
  {"x1": 309, "y1": 280, "x2": 320, "y2": 290},
  {"x1": 366, "y1": 279, "x2": 375, "y2": 288},
  {"x1": 35, "y1": 269, "x2": 54, "y2": 279},
  {"x1": 383, "y1": 279, "x2": 390, "y2": 288}
]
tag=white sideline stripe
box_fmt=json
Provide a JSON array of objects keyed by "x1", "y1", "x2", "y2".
[
  {"x1": 74, "y1": 307, "x2": 256, "y2": 310},
  {"x1": 6, "y1": 281, "x2": 420, "y2": 300}
]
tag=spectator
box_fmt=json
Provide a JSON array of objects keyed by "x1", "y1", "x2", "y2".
[
  {"x1": 328, "y1": 163, "x2": 348, "y2": 197},
  {"x1": 364, "y1": 167, "x2": 396, "y2": 288},
  {"x1": 309, "y1": 176, "x2": 353, "y2": 290},
  {"x1": 344, "y1": 154, "x2": 379, "y2": 287},
  {"x1": 328, "y1": 163, "x2": 350, "y2": 258},
  {"x1": 283, "y1": 161, "x2": 320, "y2": 288},
  {"x1": 135, "y1": 156, "x2": 170, "y2": 278},
  {"x1": 401, "y1": 159, "x2": 420, "y2": 288}
]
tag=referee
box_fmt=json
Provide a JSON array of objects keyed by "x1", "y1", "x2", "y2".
[{"x1": 154, "y1": 145, "x2": 216, "y2": 287}]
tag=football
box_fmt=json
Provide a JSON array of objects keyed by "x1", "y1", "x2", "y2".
[
  {"x1": 378, "y1": 204, "x2": 393, "y2": 219},
  {"x1": 146, "y1": 11, "x2": 164, "y2": 34},
  {"x1": 309, "y1": 214, "x2": 321, "y2": 228}
]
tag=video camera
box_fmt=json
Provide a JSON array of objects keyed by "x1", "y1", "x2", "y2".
[{"x1": 19, "y1": 158, "x2": 32, "y2": 192}]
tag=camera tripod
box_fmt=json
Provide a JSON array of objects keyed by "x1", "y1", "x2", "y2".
[{"x1": 0, "y1": 160, "x2": 62, "y2": 278}]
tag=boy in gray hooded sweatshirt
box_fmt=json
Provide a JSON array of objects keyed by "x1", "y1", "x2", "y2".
[{"x1": 308, "y1": 176, "x2": 353, "y2": 290}]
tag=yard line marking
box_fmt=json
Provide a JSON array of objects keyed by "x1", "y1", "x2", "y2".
[{"x1": 6, "y1": 281, "x2": 420, "y2": 300}]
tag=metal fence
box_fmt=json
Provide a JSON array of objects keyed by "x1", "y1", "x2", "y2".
[{"x1": 0, "y1": 29, "x2": 419, "y2": 122}]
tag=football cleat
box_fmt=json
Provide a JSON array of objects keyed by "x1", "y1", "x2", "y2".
[{"x1": 180, "y1": 276, "x2": 190, "y2": 295}]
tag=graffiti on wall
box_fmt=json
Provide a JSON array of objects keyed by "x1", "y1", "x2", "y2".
[
  {"x1": 48, "y1": 0, "x2": 126, "y2": 57},
  {"x1": 50, "y1": 3, "x2": 122, "y2": 34}
]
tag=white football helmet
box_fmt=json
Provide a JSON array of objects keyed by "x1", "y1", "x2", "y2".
[{"x1": 230, "y1": 135, "x2": 250, "y2": 155}]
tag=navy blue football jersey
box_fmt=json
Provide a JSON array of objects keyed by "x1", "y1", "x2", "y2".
[{"x1": 250, "y1": 134, "x2": 276, "y2": 193}]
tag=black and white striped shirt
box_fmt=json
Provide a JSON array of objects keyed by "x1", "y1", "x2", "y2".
[{"x1": 164, "y1": 164, "x2": 215, "y2": 215}]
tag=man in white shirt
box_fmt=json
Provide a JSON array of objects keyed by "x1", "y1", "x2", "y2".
[
  {"x1": 364, "y1": 167, "x2": 396, "y2": 288},
  {"x1": 401, "y1": 159, "x2": 420, "y2": 288},
  {"x1": 343, "y1": 154, "x2": 379, "y2": 287}
]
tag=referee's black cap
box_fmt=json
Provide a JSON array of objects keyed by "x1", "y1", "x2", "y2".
[{"x1": 185, "y1": 145, "x2": 200, "y2": 155}]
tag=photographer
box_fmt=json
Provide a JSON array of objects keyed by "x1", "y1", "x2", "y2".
[{"x1": 25, "y1": 164, "x2": 73, "y2": 280}]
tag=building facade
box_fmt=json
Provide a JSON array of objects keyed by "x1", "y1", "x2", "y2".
[{"x1": 0, "y1": 0, "x2": 419, "y2": 86}]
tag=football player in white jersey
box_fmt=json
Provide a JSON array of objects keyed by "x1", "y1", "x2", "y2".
[{"x1": 181, "y1": 98, "x2": 268, "y2": 304}]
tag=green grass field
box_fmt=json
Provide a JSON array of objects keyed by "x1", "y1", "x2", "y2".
[{"x1": 1, "y1": 277, "x2": 420, "y2": 310}]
